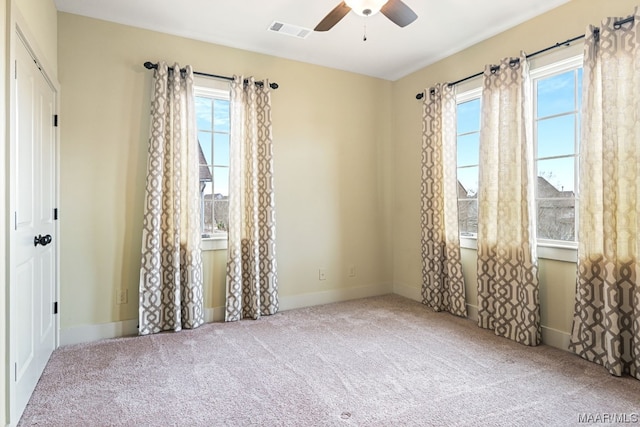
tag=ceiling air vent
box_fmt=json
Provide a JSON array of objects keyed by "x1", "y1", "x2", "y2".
[{"x1": 268, "y1": 21, "x2": 311, "y2": 39}]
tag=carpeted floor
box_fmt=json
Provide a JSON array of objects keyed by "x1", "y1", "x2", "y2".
[{"x1": 18, "y1": 295, "x2": 640, "y2": 426}]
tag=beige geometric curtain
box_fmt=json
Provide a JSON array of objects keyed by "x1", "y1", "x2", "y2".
[
  {"x1": 476, "y1": 54, "x2": 541, "y2": 346},
  {"x1": 569, "y1": 9, "x2": 640, "y2": 379},
  {"x1": 139, "y1": 62, "x2": 204, "y2": 335},
  {"x1": 225, "y1": 76, "x2": 279, "y2": 322},
  {"x1": 420, "y1": 83, "x2": 467, "y2": 317}
]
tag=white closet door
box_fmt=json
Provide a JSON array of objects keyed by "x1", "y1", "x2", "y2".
[{"x1": 11, "y1": 36, "x2": 57, "y2": 421}]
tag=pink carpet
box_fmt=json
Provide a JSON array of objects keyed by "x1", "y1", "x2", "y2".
[{"x1": 18, "y1": 295, "x2": 640, "y2": 426}]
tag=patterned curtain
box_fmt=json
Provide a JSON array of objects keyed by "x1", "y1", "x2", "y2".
[
  {"x1": 420, "y1": 84, "x2": 467, "y2": 317},
  {"x1": 225, "y1": 76, "x2": 279, "y2": 322},
  {"x1": 139, "y1": 62, "x2": 204, "y2": 335},
  {"x1": 569, "y1": 8, "x2": 640, "y2": 379},
  {"x1": 476, "y1": 54, "x2": 541, "y2": 346}
]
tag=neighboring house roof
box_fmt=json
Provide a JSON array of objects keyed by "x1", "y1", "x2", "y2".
[
  {"x1": 198, "y1": 140, "x2": 212, "y2": 182},
  {"x1": 537, "y1": 176, "x2": 574, "y2": 198},
  {"x1": 457, "y1": 181, "x2": 469, "y2": 199}
]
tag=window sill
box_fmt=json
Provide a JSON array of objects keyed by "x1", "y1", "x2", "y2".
[
  {"x1": 201, "y1": 233, "x2": 228, "y2": 251},
  {"x1": 459, "y1": 236, "x2": 577, "y2": 263}
]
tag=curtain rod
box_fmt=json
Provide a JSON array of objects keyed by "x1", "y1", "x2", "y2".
[
  {"x1": 415, "y1": 15, "x2": 634, "y2": 100},
  {"x1": 143, "y1": 62, "x2": 279, "y2": 90}
]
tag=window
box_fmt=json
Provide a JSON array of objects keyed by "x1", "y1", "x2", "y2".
[
  {"x1": 456, "y1": 88, "x2": 482, "y2": 237},
  {"x1": 532, "y1": 56, "x2": 582, "y2": 244},
  {"x1": 455, "y1": 55, "x2": 583, "y2": 248},
  {"x1": 194, "y1": 85, "x2": 230, "y2": 239}
]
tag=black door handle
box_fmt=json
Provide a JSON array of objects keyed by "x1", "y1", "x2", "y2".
[{"x1": 34, "y1": 234, "x2": 52, "y2": 247}]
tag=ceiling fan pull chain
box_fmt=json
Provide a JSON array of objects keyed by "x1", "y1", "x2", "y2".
[{"x1": 363, "y1": 22, "x2": 368, "y2": 41}]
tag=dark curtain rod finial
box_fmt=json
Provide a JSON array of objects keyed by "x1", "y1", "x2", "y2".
[{"x1": 143, "y1": 61, "x2": 279, "y2": 90}]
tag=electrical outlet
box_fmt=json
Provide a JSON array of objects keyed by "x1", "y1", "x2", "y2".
[
  {"x1": 116, "y1": 289, "x2": 128, "y2": 305},
  {"x1": 318, "y1": 269, "x2": 326, "y2": 281},
  {"x1": 348, "y1": 265, "x2": 356, "y2": 277}
]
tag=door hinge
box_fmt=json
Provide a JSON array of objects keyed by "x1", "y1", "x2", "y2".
[
  {"x1": 54, "y1": 208, "x2": 58, "y2": 220},
  {"x1": 54, "y1": 114, "x2": 58, "y2": 127},
  {"x1": 53, "y1": 302, "x2": 58, "y2": 314},
  {"x1": 14, "y1": 60, "x2": 17, "y2": 79},
  {"x1": 14, "y1": 211, "x2": 18, "y2": 230}
]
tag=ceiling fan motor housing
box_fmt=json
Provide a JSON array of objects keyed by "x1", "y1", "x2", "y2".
[{"x1": 345, "y1": 0, "x2": 389, "y2": 16}]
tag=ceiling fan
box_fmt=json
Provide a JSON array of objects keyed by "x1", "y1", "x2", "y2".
[{"x1": 314, "y1": 0, "x2": 417, "y2": 32}]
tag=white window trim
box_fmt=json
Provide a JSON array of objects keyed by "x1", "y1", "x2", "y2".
[
  {"x1": 195, "y1": 79, "x2": 231, "y2": 251},
  {"x1": 201, "y1": 235, "x2": 228, "y2": 251},
  {"x1": 529, "y1": 54, "x2": 583, "y2": 80},
  {"x1": 460, "y1": 237, "x2": 577, "y2": 262},
  {"x1": 455, "y1": 51, "x2": 583, "y2": 263},
  {"x1": 456, "y1": 86, "x2": 482, "y2": 104},
  {"x1": 531, "y1": 53, "x2": 582, "y2": 253},
  {"x1": 456, "y1": 87, "x2": 482, "y2": 241},
  {"x1": 194, "y1": 86, "x2": 229, "y2": 101}
]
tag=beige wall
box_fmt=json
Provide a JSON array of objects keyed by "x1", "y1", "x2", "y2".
[
  {"x1": 391, "y1": 0, "x2": 638, "y2": 346},
  {"x1": 57, "y1": 12, "x2": 394, "y2": 330},
  {"x1": 13, "y1": 0, "x2": 57, "y2": 74}
]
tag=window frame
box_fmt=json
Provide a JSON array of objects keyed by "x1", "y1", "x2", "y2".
[
  {"x1": 455, "y1": 49, "x2": 583, "y2": 262},
  {"x1": 530, "y1": 54, "x2": 583, "y2": 251},
  {"x1": 455, "y1": 87, "x2": 482, "y2": 239},
  {"x1": 194, "y1": 78, "x2": 231, "y2": 251}
]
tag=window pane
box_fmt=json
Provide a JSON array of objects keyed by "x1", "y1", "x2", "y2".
[
  {"x1": 213, "y1": 166, "x2": 229, "y2": 197},
  {"x1": 198, "y1": 132, "x2": 212, "y2": 165},
  {"x1": 214, "y1": 200, "x2": 229, "y2": 232},
  {"x1": 457, "y1": 133, "x2": 479, "y2": 167},
  {"x1": 201, "y1": 181, "x2": 212, "y2": 197},
  {"x1": 196, "y1": 97, "x2": 212, "y2": 131},
  {"x1": 196, "y1": 91, "x2": 231, "y2": 237},
  {"x1": 458, "y1": 199, "x2": 478, "y2": 236},
  {"x1": 537, "y1": 157, "x2": 575, "y2": 195},
  {"x1": 202, "y1": 199, "x2": 214, "y2": 235},
  {"x1": 214, "y1": 99, "x2": 230, "y2": 132},
  {"x1": 537, "y1": 199, "x2": 575, "y2": 241},
  {"x1": 457, "y1": 98, "x2": 481, "y2": 134},
  {"x1": 537, "y1": 115, "x2": 575, "y2": 159},
  {"x1": 214, "y1": 133, "x2": 230, "y2": 166},
  {"x1": 537, "y1": 70, "x2": 575, "y2": 118},
  {"x1": 457, "y1": 166, "x2": 478, "y2": 197}
]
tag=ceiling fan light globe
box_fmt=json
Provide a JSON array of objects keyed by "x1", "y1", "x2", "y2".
[{"x1": 344, "y1": 0, "x2": 388, "y2": 17}]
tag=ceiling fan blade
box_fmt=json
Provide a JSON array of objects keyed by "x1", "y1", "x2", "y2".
[
  {"x1": 314, "y1": 1, "x2": 352, "y2": 31},
  {"x1": 380, "y1": 0, "x2": 418, "y2": 27}
]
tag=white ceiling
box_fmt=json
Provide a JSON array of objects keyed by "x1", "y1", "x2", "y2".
[{"x1": 54, "y1": 0, "x2": 569, "y2": 81}]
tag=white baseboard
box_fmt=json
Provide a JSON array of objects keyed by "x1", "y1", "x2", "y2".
[
  {"x1": 393, "y1": 282, "x2": 479, "y2": 320},
  {"x1": 60, "y1": 283, "x2": 392, "y2": 346},
  {"x1": 205, "y1": 306, "x2": 225, "y2": 323},
  {"x1": 60, "y1": 283, "x2": 571, "y2": 352},
  {"x1": 392, "y1": 281, "x2": 570, "y2": 351},
  {"x1": 60, "y1": 319, "x2": 139, "y2": 346},
  {"x1": 466, "y1": 304, "x2": 479, "y2": 322},
  {"x1": 60, "y1": 308, "x2": 226, "y2": 347},
  {"x1": 279, "y1": 283, "x2": 392, "y2": 312},
  {"x1": 541, "y1": 325, "x2": 571, "y2": 351},
  {"x1": 393, "y1": 281, "x2": 422, "y2": 302}
]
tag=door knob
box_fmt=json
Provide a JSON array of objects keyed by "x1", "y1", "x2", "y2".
[{"x1": 34, "y1": 234, "x2": 52, "y2": 247}]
